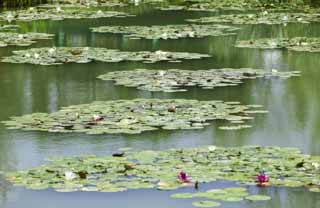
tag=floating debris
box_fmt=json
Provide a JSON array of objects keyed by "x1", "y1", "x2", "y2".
[
  {"x1": 236, "y1": 37, "x2": 320, "y2": 52},
  {"x1": 1, "y1": 47, "x2": 210, "y2": 65},
  {"x1": 0, "y1": 32, "x2": 54, "y2": 47},
  {"x1": 5, "y1": 146, "x2": 320, "y2": 192},
  {"x1": 98, "y1": 68, "x2": 300, "y2": 92},
  {"x1": 91, "y1": 24, "x2": 240, "y2": 40},
  {"x1": 0, "y1": 7, "x2": 134, "y2": 22},
  {"x1": 2, "y1": 99, "x2": 266, "y2": 134},
  {"x1": 187, "y1": 13, "x2": 320, "y2": 25}
]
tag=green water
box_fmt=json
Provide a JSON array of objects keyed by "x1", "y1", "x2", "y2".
[{"x1": 0, "y1": 4, "x2": 320, "y2": 208}]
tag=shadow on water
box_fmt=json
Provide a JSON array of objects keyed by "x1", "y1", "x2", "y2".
[{"x1": 0, "y1": 4, "x2": 320, "y2": 208}]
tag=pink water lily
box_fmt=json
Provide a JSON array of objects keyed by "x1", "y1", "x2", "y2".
[
  {"x1": 178, "y1": 171, "x2": 190, "y2": 183},
  {"x1": 256, "y1": 171, "x2": 269, "y2": 185}
]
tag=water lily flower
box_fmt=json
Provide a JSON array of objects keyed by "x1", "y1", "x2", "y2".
[
  {"x1": 92, "y1": 114, "x2": 103, "y2": 121},
  {"x1": 161, "y1": 33, "x2": 168, "y2": 40},
  {"x1": 282, "y1": 15, "x2": 289, "y2": 21},
  {"x1": 262, "y1": 11, "x2": 268, "y2": 15},
  {"x1": 34, "y1": 53, "x2": 40, "y2": 59},
  {"x1": 134, "y1": 0, "x2": 140, "y2": 6},
  {"x1": 178, "y1": 171, "x2": 190, "y2": 183},
  {"x1": 155, "y1": 50, "x2": 167, "y2": 57},
  {"x1": 256, "y1": 171, "x2": 269, "y2": 186},
  {"x1": 97, "y1": 10, "x2": 103, "y2": 15},
  {"x1": 65, "y1": 171, "x2": 76, "y2": 180},
  {"x1": 48, "y1": 47, "x2": 56, "y2": 55},
  {"x1": 25, "y1": 53, "x2": 31, "y2": 58},
  {"x1": 6, "y1": 13, "x2": 14, "y2": 23},
  {"x1": 208, "y1": 146, "x2": 216, "y2": 152},
  {"x1": 271, "y1": 69, "x2": 278, "y2": 73},
  {"x1": 157, "y1": 70, "x2": 166, "y2": 76},
  {"x1": 297, "y1": 17, "x2": 303, "y2": 22},
  {"x1": 56, "y1": 6, "x2": 62, "y2": 13},
  {"x1": 188, "y1": 31, "x2": 195, "y2": 38},
  {"x1": 18, "y1": 34, "x2": 24, "y2": 39}
]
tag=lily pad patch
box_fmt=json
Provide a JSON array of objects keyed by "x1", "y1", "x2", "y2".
[
  {"x1": 5, "y1": 146, "x2": 320, "y2": 193},
  {"x1": 186, "y1": 13, "x2": 320, "y2": 25},
  {"x1": 91, "y1": 24, "x2": 240, "y2": 40},
  {"x1": 98, "y1": 68, "x2": 300, "y2": 92},
  {"x1": 0, "y1": 32, "x2": 54, "y2": 47},
  {"x1": 1, "y1": 47, "x2": 210, "y2": 65},
  {"x1": 2, "y1": 99, "x2": 266, "y2": 134},
  {"x1": 235, "y1": 37, "x2": 320, "y2": 52}
]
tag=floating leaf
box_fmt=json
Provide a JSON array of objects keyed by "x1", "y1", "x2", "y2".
[
  {"x1": 91, "y1": 24, "x2": 240, "y2": 40},
  {"x1": 1, "y1": 48, "x2": 210, "y2": 65},
  {"x1": 98, "y1": 68, "x2": 300, "y2": 92},
  {"x1": 245, "y1": 195, "x2": 271, "y2": 201}
]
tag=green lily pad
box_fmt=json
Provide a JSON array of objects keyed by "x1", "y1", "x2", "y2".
[
  {"x1": 0, "y1": 32, "x2": 54, "y2": 48},
  {"x1": 187, "y1": 13, "x2": 320, "y2": 25},
  {"x1": 98, "y1": 68, "x2": 300, "y2": 92},
  {"x1": 192, "y1": 201, "x2": 221, "y2": 207},
  {"x1": 236, "y1": 37, "x2": 320, "y2": 53},
  {"x1": 91, "y1": 24, "x2": 240, "y2": 40},
  {"x1": 1, "y1": 47, "x2": 210, "y2": 65},
  {"x1": 0, "y1": 7, "x2": 133, "y2": 22},
  {"x1": 245, "y1": 195, "x2": 272, "y2": 201},
  {"x1": 3, "y1": 99, "x2": 265, "y2": 134}
]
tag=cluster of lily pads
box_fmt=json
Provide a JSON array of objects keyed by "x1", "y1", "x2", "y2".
[
  {"x1": 0, "y1": 32, "x2": 54, "y2": 47},
  {"x1": 0, "y1": 24, "x2": 19, "y2": 32},
  {"x1": 98, "y1": 68, "x2": 300, "y2": 92},
  {"x1": 186, "y1": 13, "x2": 320, "y2": 25},
  {"x1": 157, "y1": 0, "x2": 312, "y2": 12},
  {"x1": 2, "y1": 99, "x2": 267, "y2": 134},
  {"x1": 0, "y1": 6, "x2": 133, "y2": 22},
  {"x1": 41, "y1": 0, "x2": 129, "y2": 8},
  {"x1": 5, "y1": 145, "x2": 320, "y2": 193},
  {"x1": 91, "y1": 24, "x2": 240, "y2": 40},
  {"x1": 236, "y1": 37, "x2": 320, "y2": 52},
  {"x1": 172, "y1": 187, "x2": 271, "y2": 207},
  {"x1": 1, "y1": 47, "x2": 210, "y2": 65}
]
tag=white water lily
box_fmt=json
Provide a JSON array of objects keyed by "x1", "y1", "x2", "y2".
[
  {"x1": 248, "y1": 14, "x2": 254, "y2": 19},
  {"x1": 134, "y1": 0, "x2": 140, "y2": 6},
  {"x1": 312, "y1": 162, "x2": 319, "y2": 169},
  {"x1": 161, "y1": 33, "x2": 168, "y2": 39},
  {"x1": 64, "y1": 171, "x2": 76, "y2": 180},
  {"x1": 262, "y1": 11, "x2": 268, "y2": 15},
  {"x1": 157, "y1": 70, "x2": 166, "y2": 76},
  {"x1": 56, "y1": 6, "x2": 62, "y2": 13},
  {"x1": 34, "y1": 53, "x2": 40, "y2": 59},
  {"x1": 208, "y1": 146, "x2": 216, "y2": 151},
  {"x1": 297, "y1": 17, "x2": 303, "y2": 22},
  {"x1": 25, "y1": 53, "x2": 31, "y2": 58},
  {"x1": 28, "y1": 7, "x2": 35, "y2": 12},
  {"x1": 18, "y1": 34, "x2": 24, "y2": 39},
  {"x1": 188, "y1": 31, "x2": 195, "y2": 38},
  {"x1": 271, "y1": 69, "x2": 278, "y2": 73},
  {"x1": 7, "y1": 13, "x2": 14, "y2": 22},
  {"x1": 97, "y1": 10, "x2": 103, "y2": 15},
  {"x1": 155, "y1": 50, "x2": 167, "y2": 56},
  {"x1": 48, "y1": 47, "x2": 56, "y2": 55},
  {"x1": 92, "y1": 114, "x2": 102, "y2": 121},
  {"x1": 282, "y1": 15, "x2": 289, "y2": 21}
]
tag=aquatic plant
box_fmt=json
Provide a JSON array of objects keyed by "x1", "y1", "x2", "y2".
[
  {"x1": 1, "y1": 47, "x2": 210, "y2": 65},
  {"x1": 98, "y1": 68, "x2": 300, "y2": 92},
  {"x1": 2, "y1": 99, "x2": 266, "y2": 134},
  {"x1": 235, "y1": 37, "x2": 320, "y2": 52},
  {"x1": 0, "y1": 6, "x2": 133, "y2": 22},
  {"x1": 91, "y1": 24, "x2": 240, "y2": 40},
  {"x1": 4, "y1": 146, "x2": 320, "y2": 192},
  {"x1": 187, "y1": 13, "x2": 320, "y2": 25},
  {"x1": 0, "y1": 32, "x2": 54, "y2": 47}
]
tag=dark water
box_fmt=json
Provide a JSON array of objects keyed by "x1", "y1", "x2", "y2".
[{"x1": 0, "y1": 4, "x2": 320, "y2": 208}]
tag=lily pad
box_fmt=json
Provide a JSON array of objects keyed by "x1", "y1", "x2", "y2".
[
  {"x1": 236, "y1": 37, "x2": 320, "y2": 52},
  {"x1": 5, "y1": 146, "x2": 320, "y2": 193},
  {"x1": 91, "y1": 24, "x2": 240, "y2": 40},
  {"x1": 2, "y1": 99, "x2": 265, "y2": 134},
  {"x1": 0, "y1": 7, "x2": 133, "y2": 22},
  {"x1": 98, "y1": 68, "x2": 300, "y2": 92},
  {"x1": 0, "y1": 32, "x2": 54, "y2": 48},
  {"x1": 1, "y1": 47, "x2": 210, "y2": 65},
  {"x1": 187, "y1": 13, "x2": 320, "y2": 25},
  {"x1": 245, "y1": 195, "x2": 271, "y2": 201}
]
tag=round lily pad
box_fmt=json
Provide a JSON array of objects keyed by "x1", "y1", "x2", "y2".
[{"x1": 245, "y1": 195, "x2": 271, "y2": 201}]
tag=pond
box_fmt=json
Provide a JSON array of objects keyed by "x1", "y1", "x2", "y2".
[{"x1": 0, "y1": 3, "x2": 320, "y2": 208}]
